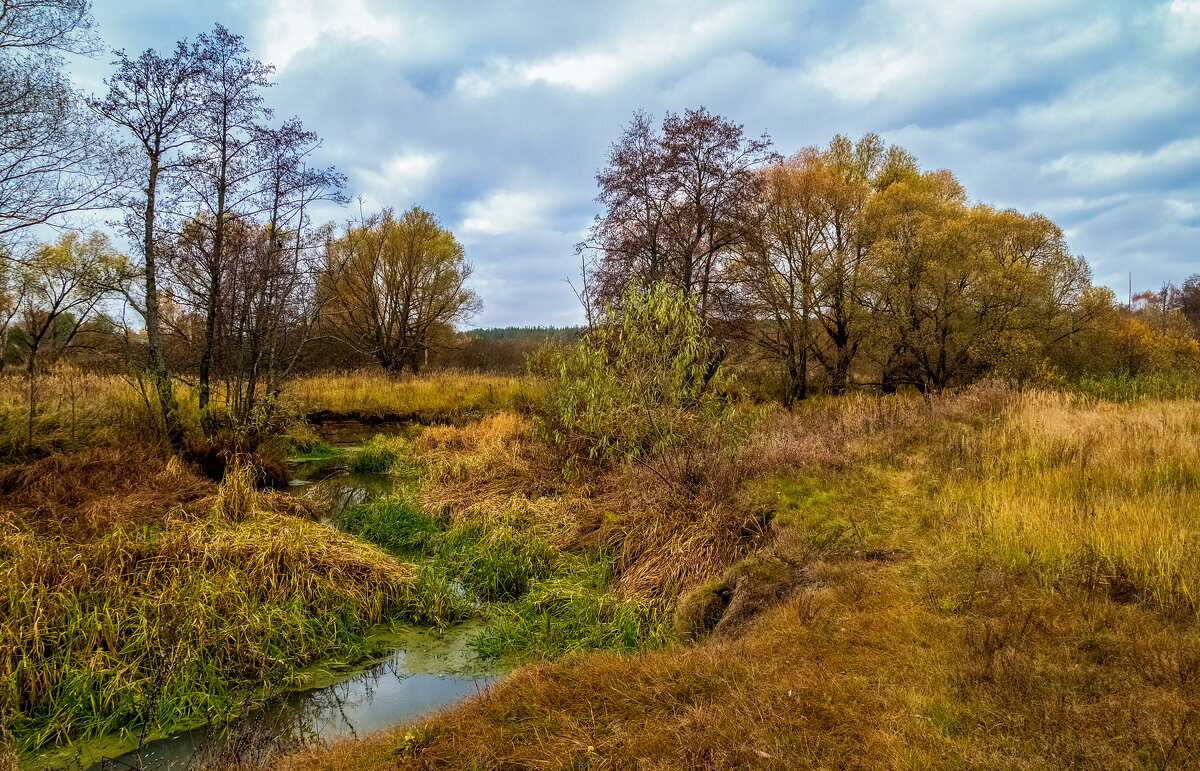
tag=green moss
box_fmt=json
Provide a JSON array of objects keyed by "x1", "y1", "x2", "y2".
[{"x1": 673, "y1": 581, "x2": 730, "y2": 639}]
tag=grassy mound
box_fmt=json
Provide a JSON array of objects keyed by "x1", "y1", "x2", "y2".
[{"x1": 0, "y1": 499, "x2": 453, "y2": 755}]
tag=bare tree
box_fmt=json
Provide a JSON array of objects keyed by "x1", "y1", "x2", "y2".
[
  {"x1": 90, "y1": 40, "x2": 201, "y2": 444},
  {"x1": 0, "y1": 0, "x2": 95, "y2": 53},
  {"x1": 0, "y1": 0, "x2": 124, "y2": 239},
  {"x1": 582, "y1": 107, "x2": 776, "y2": 317},
  {"x1": 184, "y1": 23, "x2": 274, "y2": 412},
  {"x1": 214, "y1": 119, "x2": 344, "y2": 435}
]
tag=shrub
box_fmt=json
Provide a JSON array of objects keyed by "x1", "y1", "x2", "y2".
[{"x1": 534, "y1": 281, "x2": 739, "y2": 463}]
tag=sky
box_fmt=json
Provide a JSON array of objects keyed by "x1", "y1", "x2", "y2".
[{"x1": 64, "y1": 0, "x2": 1200, "y2": 328}]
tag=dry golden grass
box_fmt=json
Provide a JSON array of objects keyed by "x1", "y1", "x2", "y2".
[
  {"x1": 272, "y1": 560, "x2": 1200, "y2": 770},
  {"x1": 941, "y1": 391, "x2": 1200, "y2": 616},
  {"x1": 285, "y1": 370, "x2": 542, "y2": 420},
  {"x1": 0, "y1": 367, "x2": 540, "y2": 461},
  {"x1": 0, "y1": 370, "x2": 154, "y2": 459},
  {"x1": 414, "y1": 414, "x2": 584, "y2": 547},
  {"x1": 0, "y1": 446, "x2": 212, "y2": 536}
]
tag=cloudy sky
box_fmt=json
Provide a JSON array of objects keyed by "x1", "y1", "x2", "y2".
[{"x1": 66, "y1": 0, "x2": 1200, "y2": 327}]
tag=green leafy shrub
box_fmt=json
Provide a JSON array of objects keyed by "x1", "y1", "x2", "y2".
[{"x1": 534, "y1": 280, "x2": 739, "y2": 462}]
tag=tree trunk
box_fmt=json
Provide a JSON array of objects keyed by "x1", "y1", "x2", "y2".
[
  {"x1": 143, "y1": 154, "x2": 182, "y2": 447},
  {"x1": 198, "y1": 175, "x2": 227, "y2": 415}
]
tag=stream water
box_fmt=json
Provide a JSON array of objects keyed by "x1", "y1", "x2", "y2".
[{"x1": 30, "y1": 425, "x2": 501, "y2": 771}]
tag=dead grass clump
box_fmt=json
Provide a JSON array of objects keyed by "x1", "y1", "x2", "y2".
[
  {"x1": 415, "y1": 415, "x2": 773, "y2": 603},
  {"x1": 0, "y1": 447, "x2": 211, "y2": 536},
  {"x1": 184, "y1": 432, "x2": 289, "y2": 488},
  {"x1": 416, "y1": 412, "x2": 529, "y2": 456},
  {"x1": 416, "y1": 414, "x2": 575, "y2": 539},
  {"x1": 603, "y1": 500, "x2": 768, "y2": 602},
  {"x1": 711, "y1": 557, "x2": 811, "y2": 639},
  {"x1": 214, "y1": 461, "x2": 259, "y2": 521}
]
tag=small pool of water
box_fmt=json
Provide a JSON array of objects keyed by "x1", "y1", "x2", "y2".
[
  {"x1": 287, "y1": 451, "x2": 397, "y2": 523},
  {"x1": 67, "y1": 624, "x2": 498, "y2": 771}
]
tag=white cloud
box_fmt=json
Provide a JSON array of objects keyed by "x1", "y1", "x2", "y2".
[
  {"x1": 1013, "y1": 74, "x2": 1195, "y2": 146},
  {"x1": 260, "y1": 0, "x2": 402, "y2": 70},
  {"x1": 352, "y1": 150, "x2": 443, "y2": 209},
  {"x1": 1167, "y1": 198, "x2": 1200, "y2": 223},
  {"x1": 1042, "y1": 137, "x2": 1200, "y2": 186},
  {"x1": 461, "y1": 189, "x2": 553, "y2": 236},
  {"x1": 453, "y1": 1, "x2": 770, "y2": 97},
  {"x1": 1167, "y1": 0, "x2": 1200, "y2": 50},
  {"x1": 806, "y1": 2, "x2": 1118, "y2": 109}
]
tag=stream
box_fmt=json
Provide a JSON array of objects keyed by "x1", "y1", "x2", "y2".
[{"x1": 31, "y1": 424, "x2": 502, "y2": 771}]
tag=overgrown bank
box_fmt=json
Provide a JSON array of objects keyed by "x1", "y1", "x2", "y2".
[
  {"x1": 0, "y1": 453, "x2": 467, "y2": 761},
  {"x1": 337, "y1": 427, "x2": 672, "y2": 661}
]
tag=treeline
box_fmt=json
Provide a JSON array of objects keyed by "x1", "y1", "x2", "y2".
[{"x1": 581, "y1": 108, "x2": 1200, "y2": 403}]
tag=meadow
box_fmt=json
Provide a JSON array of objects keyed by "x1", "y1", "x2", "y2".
[{"x1": 2, "y1": 368, "x2": 1199, "y2": 769}]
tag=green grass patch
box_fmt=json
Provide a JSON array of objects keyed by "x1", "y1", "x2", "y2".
[
  {"x1": 1077, "y1": 369, "x2": 1200, "y2": 402},
  {"x1": 289, "y1": 441, "x2": 340, "y2": 462},
  {"x1": 339, "y1": 497, "x2": 672, "y2": 660},
  {"x1": 348, "y1": 438, "x2": 400, "y2": 473}
]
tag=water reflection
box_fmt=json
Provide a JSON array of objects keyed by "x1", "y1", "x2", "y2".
[
  {"x1": 80, "y1": 626, "x2": 497, "y2": 771},
  {"x1": 286, "y1": 452, "x2": 396, "y2": 523}
]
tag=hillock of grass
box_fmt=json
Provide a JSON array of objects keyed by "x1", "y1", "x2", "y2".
[{"x1": 0, "y1": 496, "x2": 462, "y2": 756}]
